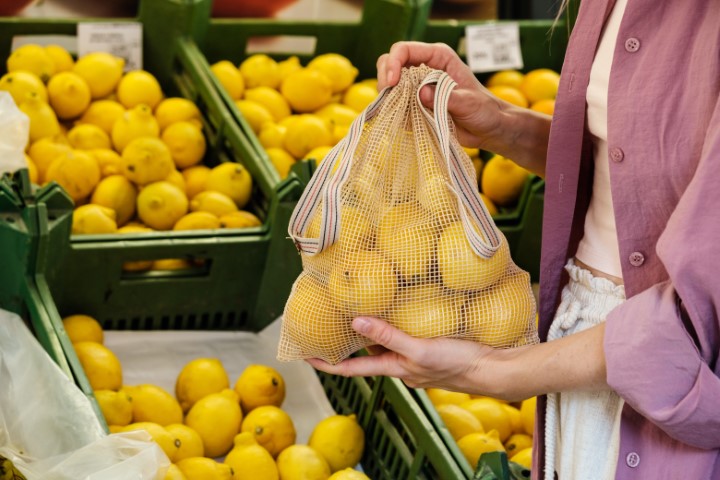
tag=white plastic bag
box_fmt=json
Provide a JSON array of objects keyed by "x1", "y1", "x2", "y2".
[
  {"x1": 0, "y1": 309, "x2": 169, "y2": 480},
  {"x1": 0, "y1": 91, "x2": 29, "y2": 176}
]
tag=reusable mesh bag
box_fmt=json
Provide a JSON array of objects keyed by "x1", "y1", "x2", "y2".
[{"x1": 278, "y1": 66, "x2": 538, "y2": 364}]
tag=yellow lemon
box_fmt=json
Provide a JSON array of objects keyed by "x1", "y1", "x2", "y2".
[
  {"x1": 181, "y1": 165, "x2": 210, "y2": 199},
  {"x1": 502, "y1": 404, "x2": 523, "y2": 435},
  {"x1": 277, "y1": 55, "x2": 302, "y2": 81},
  {"x1": 520, "y1": 68, "x2": 560, "y2": 104},
  {"x1": 486, "y1": 70, "x2": 524, "y2": 90},
  {"x1": 136, "y1": 181, "x2": 188, "y2": 230},
  {"x1": 25, "y1": 154, "x2": 38, "y2": 184},
  {"x1": 276, "y1": 445, "x2": 331, "y2": 480},
  {"x1": 7, "y1": 44, "x2": 55, "y2": 82},
  {"x1": 426, "y1": 388, "x2": 472, "y2": 407},
  {"x1": 67, "y1": 123, "x2": 111, "y2": 150},
  {"x1": 328, "y1": 468, "x2": 370, "y2": 480},
  {"x1": 45, "y1": 149, "x2": 100, "y2": 201},
  {"x1": 73, "y1": 52, "x2": 125, "y2": 99},
  {"x1": 376, "y1": 203, "x2": 436, "y2": 279},
  {"x1": 165, "y1": 423, "x2": 205, "y2": 461},
  {"x1": 480, "y1": 192, "x2": 499, "y2": 216},
  {"x1": 152, "y1": 258, "x2": 193, "y2": 271},
  {"x1": 79, "y1": 99, "x2": 126, "y2": 135},
  {"x1": 520, "y1": 396, "x2": 536, "y2": 436},
  {"x1": 205, "y1": 162, "x2": 253, "y2": 208},
  {"x1": 177, "y1": 457, "x2": 233, "y2": 480},
  {"x1": 123, "y1": 384, "x2": 183, "y2": 426},
  {"x1": 62, "y1": 314, "x2": 104, "y2": 344},
  {"x1": 280, "y1": 68, "x2": 332, "y2": 113},
  {"x1": 116, "y1": 70, "x2": 163, "y2": 109},
  {"x1": 308, "y1": 414, "x2": 364, "y2": 472},
  {"x1": 307, "y1": 53, "x2": 358, "y2": 93},
  {"x1": 313, "y1": 103, "x2": 357, "y2": 129},
  {"x1": 189, "y1": 190, "x2": 238, "y2": 217},
  {"x1": 211, "y1": 60, "x2": 245, "y2": 100},
  {"x1": 234, "y1": 99, "x2": 274, "y2": 134},
  {"x1": 164, "y1": 464, "x2": 187, "y2": 480},
  {"x1": 457, "y1": 430, "x2": 505, "y2": 468},
  {"x1": 165, "y1": 168, "x2": 187, "y2": 194},
  {"x1": 111, "y1": 104, "x2": 160, "y2": 152},
  {"x1": 358, "y1": 78, "x2": 378, "y2": 89},
  {"x1": 219, "y1": 210, "x2": 262, "y2": 229},
  {"x1": 389, "y1": 283, "x2": 464, "y2": 338},
  {"x1": 282, "y1": 114, "x2": 332, "y2": 159},
  {"x1": 175, "y1": 358, "x2": 230, "y2": 413},
  {"x1": 19, "y1": 92, "x2": 61, "y2": 142},
  {"x1": 0, "y1": 70, "x2": 47, "y2": 105},
  {"x1": 185, "y1": 389, "x2": 243, "y2": 458},
  {"x1": 90, "y1": 148, "x2": 123, "y2": 177},
  {"x1": 302, "y1": 145, "x2": 333, "y2": 166},
  {"x1": 239, "y1": 54, "x2": 281, "y2": 89},
  {"x1": 224, "y1": 432, "x2": 279, "y2": 480},
  {"x1": 245, "y1": 86, "x2": 291, "y2": 121},
  {"x1": 27, "y1": 136, "x2": 71, "y2": 181},
  {"x1": 265, "y1": 147, "x2": 296, "y2": 179},
  {"x1": 258, "y1": 122, "x2": 287, "y2": 149},
  {"x1": 73, "y1": 341, "x2": 122, "y2": 391},
  {"x1": 328, "y1": 250, "x2": 398, "y2": 317},
  {"x1": 530, "y1": 98, "x2": 555, "y2": 115},
  {"x1": 47, "y1": 71, "x2": 91, "y2": 119},
  {"x1": 44, "y1": 44, "x2": 74, "y2": 72},
  {"x1": 240, "y1": 405, "x2": 296, "y2": 458},
  {"x1": 435, "y1": 403, "x2": 484, "y2": 441},
  {"x1": 95, "y1": 389, "x2": 133, "y2": 426},
  {"x1": 234, "y1": 364, "x2": 286, "y2": 413},
  {"x1": 173, "y1": 211, "x2": 221, "y2": 230},
  {"x1": 509, "y1": 447, "x2": 533, "y2": 469},
  {"x1": 341, "y1": 83, "x2": 376, "y2": 112},
  {"x1": 460, "y1": 398, "x2": 513, "y2": 442},
  {"x1": 122, "y1": 422, "x2": 180, "y2": 461},
  {"x1": 487, "y1": 85, "x2": 529, "y2": 108},
  {"x1": 121, "y1": 137, "x2": 174, "y2": 186},
  {"x1": 155, "y1": 97, "x2": 202, "y2": 131},
  {"x1": 504, "y1": 433, "x2": 533, "y2": 459},
  {"x1": 72, "y1": 204, "x2": 117, "y2": 236},
  {"x1": 161, "y1": 121, "x2": 206, "y2": 169},
  {"x1": 332, "y1": 124, "x2": 349, "y2": 144}
]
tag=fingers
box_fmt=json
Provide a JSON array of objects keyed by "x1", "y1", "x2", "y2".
[
  {"x1": 352, "y1": 317, "x2": 421, "y2": 359},
  {"x1": 306, "y1": 351, "x2": 406, "y2": 378},
  {"x1": 377, "y1": 41, "x2": 465, "y2": 90}
]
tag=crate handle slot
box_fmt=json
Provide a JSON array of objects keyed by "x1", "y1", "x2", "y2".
[
  {"x1": 246, "y1": 35, "x2": 317, "y2": 56},
  {"x1": 120, "y1": 257, "x2": 212, "y2": 280}
]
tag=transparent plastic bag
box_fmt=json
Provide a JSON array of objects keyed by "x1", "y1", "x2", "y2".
[
  {"x1": 0, "y1": 91, "x2": 30, "y2": 176},
  {"x1": 0, "y1": 309, "x2": 169, "y2": 480}
]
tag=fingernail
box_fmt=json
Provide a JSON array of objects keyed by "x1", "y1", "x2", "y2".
[{"x1": 353, "y1": 317, "x2": 371, "y2": 334}]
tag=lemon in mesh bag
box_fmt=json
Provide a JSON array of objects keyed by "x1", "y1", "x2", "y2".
[{"x1": 279, "y1": 66, "x2": 538, "y2": 365}]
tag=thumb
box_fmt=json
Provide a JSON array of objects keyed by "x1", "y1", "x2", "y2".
[
  {"x1": 419, "y1": 84, "x2": 436, "y2": 109},
  {"x1": 353, "y1": 317, "x2": 418, "y2": 357}
]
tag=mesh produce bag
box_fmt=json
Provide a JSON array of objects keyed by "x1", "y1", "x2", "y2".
[{"x1": 278, "y1": 66, "x2": 538, "y2": 364}]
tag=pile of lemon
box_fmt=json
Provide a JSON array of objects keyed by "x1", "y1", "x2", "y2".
[
  {"x1": 0, "y1": 43, "x2": 260, "y2": 239},
  {"x1": 62, "y1": 313, "x2": 369, "y2": 480},
  {"x1": 209, "y1": 53, "x2": 378, "y2": 181},
  {"x1": 425, "y1": 387, "x2": 536, "y2": 472}
]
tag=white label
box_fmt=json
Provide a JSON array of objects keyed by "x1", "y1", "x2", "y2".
[
  {"x1": 464, "y1": 23, "x2": 523, "y2": 73},
  {"x1": 77, "y1": 22, "x2": 143, "y2": 71}
]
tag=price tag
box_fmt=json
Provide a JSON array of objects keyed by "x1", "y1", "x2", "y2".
[
  {"x1": 464, "y1": 23, "x2": 523, "y2": 73},
  {"x1": 77, "y1": 22, "x2": 143, "y2": 71}
]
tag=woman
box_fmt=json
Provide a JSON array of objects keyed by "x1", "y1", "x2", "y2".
[{"x1": 307, "y1": 0, "x2": 720, "y2": 478}]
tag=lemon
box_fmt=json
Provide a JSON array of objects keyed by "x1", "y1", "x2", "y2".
[
  {"x1": 27, "y1": 136, "x2": 71, "y2": 181},
  {"x1": 19, "y1": 92, "x2": 61, "y2": 142},
  {"x1": 302, "y1": 145, "x2": 333, "y2": 165},
  {"x1": 79, "y1": 99, "x2": 126, "y2": 135},
  {"x1": 181, "y1": 165, "x2": 210, "y2": 200},
  {"x1": 152, "y1": 259, "x2": 193, "y2": 271},
  {"x1": 90, "y1": 148, "x2": 124, "y2": 177},
  {"x1": 234, "y1": 364, "x2": 286, "y2": 413},
  {"x1": 328, "y1": 250, "x2": 398, "y2": 316},
  {"x1": 276, "y1": 445, "x2": 331, "y2": 480},
  {"x1": 95, "y1": 389, "x2": 133, "y2": 426},
  {"x1": 331, "y1": 124, "x2": 349, "y2": 144},
  {"x1": 122, "y1": 422, "x2": 180, "y2": 461},
  {"x1": 164, "y1": 464, "x2": 187, "y2": 480},
  {"x1": 116, "y1": 70, "x2": 163, "y2": 109},
  {"x1": 185, "y1": 389, "x2": 243, "y2": 458},
  {"x1": 265, "y1": 147, "x2": 296, "y2": 179},
  {"x1": 44, "y1": 44, "x2": 74, "y2": 72},
  {"x1": 480, "y1": 192, "x2": 499, "y2": 216},
  {"x1": 530, "y1": 98, "x2": 555, "y2": 115},
  {"x1": 224, "y1": 432, "x2": 279, "y2": 480},
  {"x1": 205, "y1": 162, "x2": 253, "y2": 208},
  {"x1": 47, "y1": 71, "x2": 91, "y2": 119},
  {"x1": 504, "y1": 433, "x2": 533, "y2": 459},
  {"x1": 520, "y1": 397, "x2": 536, "y2": 436},
  {"x1": 111, "y1": 104, "x2": 160, "y2": 152},
  {"x1": 245, "y1": 86, "x2": 291, "y2": 121},
  {"x1": 123, "y1": 384, "x2": 183, "y2": 426},
  {"x1": 280, "y1": 68, "x2": 332, "y2": 113},
  {"x1": 520, "y1": 68, "x2": 560, "y2": 104},
  {"x1": 173, "y1": 211, "x2": 221, "y2": 230},
  {"x1": 136, "y1": 181, "x2": 188, "y2": 230},
  {"x1": 73, "y1": 341, "x2": 122, "y2": 390},
  {"x1": 7, "y1": 44, "x2": 55, "y2": 82},
  {"x1": 219, "y1": 210, "x2": 262, "y2": 229},
  {"x1": 282, "y1": 114, "x2": 331, "y2": 159},
  {"x1": 313, "y1": 103, "x2": 357, "y2": 129},
  {"x1": 239, "y1": 54, "x2": 281, "y2": 89},
  {"x1": 376, "y1": 203, "x2": 436, "y2": 279},
  {"x1": 234, "y1": 99, "x2": 274, "y2": 134},
  {"x1": 62, "y1": 314, "x2": 104, "y2": 344},
  {"x1": 426, "y1": 388, "x2": 471, "y2": 407},
  {"x1": 328, "y1": 468, "x2": 370, "y2": 480},
  {"x1": 210, "y1": 60, "x2": 245, "y2": 100},
  {"x1": 176, "y1": 457, "x2": 233, "y2": 480},
  {"x1": 72, "y1": 203, "x2": 117, "y2": 234},
  {"x1": 25, "y1": 155, "x2": 38, "y2": 183},
  {"x1": 277, "y1": 55, "x2": 302, "y2": 82},
  {"x1": 121, "y1": 137, "x2": 174, "y2": 186},
  {"x1": 389, "y1": 283, "x2": 465, "y2": 337},
  {"x1": 502, "y1": 404, "x2": 523, "y2": 435},
  {"x1": 258, "y1": 122, "x2": 287, "y2": 149},
  {"x1": 155, "y1": 97, "x2": 202, "y2": 131},
  {"x1": 358, "y1": 78, "x2": 378, "y2": 89},
  {"x1": 307, "y1": 53, "x2": 359, "y2": 94},
  {"x1": 45, "y1": 149, "x2": 101, "y2": 201},
  {"x1": 486, "y1": 70, "x2": 524, "y2": 90},
  {"x1": 509, "y1": 447, "x2": 533, "y2": 469},
  {"x1": 175, "y1": 358, "x2": 230, "y2": 413},
  {"x1": 73, "y1": 52, "x2": 125, "y2": 99},
  {"x1": 161, "y1": 121, "x2": 206, "y2": 169},
  {"x1": 436, "y1": 403, "x2": 484, "y2": 441},
  {"x1": 460, "y1": 398, "x2": 513, "y2": 442},
  {"x1": 0, "y1": 70, "x2": 47, "y2": 105},
  {"x1": 240, "y1": 405, "x2": 296, "y2": 458},
  {"x1": 189, "y1": 190, "x2": 238, "y2": 217},
  {"x1": 165, "y1": 424, "x2": 205, "y2": 461},
  {"x1": 487, "y1": 85, "x2": 528, "y2": 108},
  {"x1": 341, "y1": 83, "x2": 376, "y2": 112},
  {"x1": 308, "y1": 414, "x2": 364, "y2": 472},
  {"x1": 165, "y1": 169, "x2": 187, "y2": 194},
  {"x1": 67, "y1": 123, "x2": 111, "y2": 150},
  {"x1": 457, "y1": 430, "x2": 505, "y2": 468}
]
